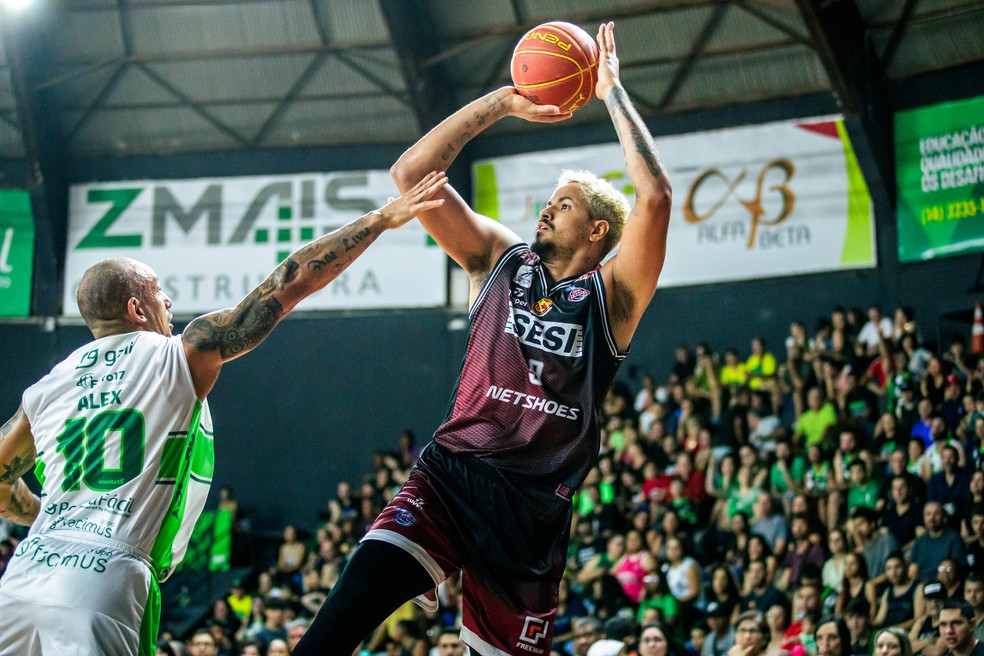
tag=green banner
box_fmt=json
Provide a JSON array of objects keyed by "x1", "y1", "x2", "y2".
[
  {"x1": 0, "y1": 189, "x2": 34, "y2": 317},
  {"x1": 896, "y1": 96, "x2": 984, "y2": 262},
  {"x1": 176, "y1": 508, "x2": 232, "y2": 572}
]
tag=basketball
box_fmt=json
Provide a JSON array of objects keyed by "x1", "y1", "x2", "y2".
[{"x1": 511, "y1": 21, "x2": 599, "y2": 113}]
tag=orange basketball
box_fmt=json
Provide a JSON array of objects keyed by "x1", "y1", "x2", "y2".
[{"x1": 511, "y1": 21, "x2": 599, "y2": 113}]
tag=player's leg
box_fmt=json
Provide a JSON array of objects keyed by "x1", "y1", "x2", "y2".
[{"x1": 291, "y1": 540, "x2": 433, "y2": 655}]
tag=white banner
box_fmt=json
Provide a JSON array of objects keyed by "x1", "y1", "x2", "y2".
[
  {"x1": 473, "y1": 117, "x2": 875, "y2": 286},
  {"x1": 64, "y1": 171, "x2": 446, "y2": 316}
]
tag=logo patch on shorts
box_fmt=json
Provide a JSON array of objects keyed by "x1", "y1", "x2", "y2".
[
  {"x1": 394, "y1": 508, "x2": 416, "y2": 527},
  {"x1": 519, "y1": 616, "x2": 550, "y2": 646},
  {"x1": 566, "y1": 286, "x2": 590, "y2": 302}
]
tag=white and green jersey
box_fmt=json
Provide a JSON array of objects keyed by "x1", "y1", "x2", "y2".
[{"x1": 22, "y1": 331, "x2": 213, "y2": 582}]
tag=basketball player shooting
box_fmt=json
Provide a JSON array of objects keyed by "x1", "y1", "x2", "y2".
[
  {"x1": 293, "y1": 22, "x2": 671, "y2": 656},
  {"x1": 0, "y1": 172, "x2": 447, "y2": 656}
]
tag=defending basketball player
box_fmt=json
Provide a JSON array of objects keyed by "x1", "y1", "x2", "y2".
[
  {"x1": 293, "y1": 22, "x2": 671, "y2": 656},
  {"x1": 0, "y1": 172, "x2": 447, "y2": 656}
]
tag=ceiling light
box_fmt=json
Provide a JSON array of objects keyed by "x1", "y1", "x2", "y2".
[{"x1": 1, "y1": 0, "x2": 35, "y2": 12}]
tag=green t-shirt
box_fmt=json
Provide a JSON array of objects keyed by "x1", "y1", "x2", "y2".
[
  {"x1": 796, "y1": 403, "x2": 838, "y2": 447},
  {"x1": 847, "y1": 480, "x2": 881, "y2": 514},
  {"x1": 770, "y1": 456, "x2": 805, "y2": 494}
]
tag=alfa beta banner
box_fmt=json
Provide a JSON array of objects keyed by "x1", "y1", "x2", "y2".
[
  {"x1": 473, "y1": 117, "x2": 875, "y2": 286},
  {"x1": 64, "y1": 171, "x2": 446, "y2": 316},
  {"x1": 895, "y1": 95, "x2": 984, "y2": 262}
]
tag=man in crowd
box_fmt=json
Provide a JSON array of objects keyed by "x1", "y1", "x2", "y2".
[{"x1": 939, "y1": 600, "x2": 984, "y2": 656}]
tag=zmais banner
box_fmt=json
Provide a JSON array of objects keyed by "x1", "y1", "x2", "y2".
[
  {"x1": 473, "y1": 117, "x2": 875, "y2": 286},
  {"x1": 64, "y1": 171, "x2": 446, "y2": 316},
  {"x1": 895, "y1": 95, "x2": 984, "y2": 262}
]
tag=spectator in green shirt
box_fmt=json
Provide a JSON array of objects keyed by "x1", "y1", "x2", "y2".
[{"x1": 796, "y1": 387, "x2": 839, "y2": 449}]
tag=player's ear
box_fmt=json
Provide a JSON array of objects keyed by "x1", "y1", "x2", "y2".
[
  {"x1": 127, "y1": 296, "x2": 147, "y2": 324},
  {"x1": 589, "y1": 219, "x2": 609, "y2": 243}
]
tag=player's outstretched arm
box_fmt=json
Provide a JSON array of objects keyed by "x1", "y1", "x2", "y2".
[
  {"x1": 391, "y1": 88, "x2": 570, "y2": 278},
  {"x1": 181, "y1": 171, "x2": 448, "y2": 399},
  {"x1": 596, "y1": 22, "x2": 673, "y2": 350},
  {"x1": 0, "y1": 406, "x2": 41, "y2": 526}
]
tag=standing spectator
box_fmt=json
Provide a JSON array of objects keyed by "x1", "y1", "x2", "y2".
[{"x1": 909, "y1": 502, "x2": 967, "y2": 582}]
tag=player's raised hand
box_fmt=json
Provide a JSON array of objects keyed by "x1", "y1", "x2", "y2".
[
  {"x1": 595, "y1": 21, "x2": 621, "y2": 102},
  {"x1": 378, "y1": 170, "x2": 448, "y2": 229},
  {"x1": 501, "y1": 87, "x2": 573, "y2": 123}
]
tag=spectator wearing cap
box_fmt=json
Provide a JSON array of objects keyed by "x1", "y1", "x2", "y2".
[
  {"x1": 588, "y1": 639, "x2": 627, "y2": 656},
  {"x1": 910, "y1": 581, "x2": 947, "y2": 656},
  {"x1": 850, "y1": 505, "x2": 899, "y2": 586},
  {"x1": 939, "y1": 600, "x2": 984, "y2": 656},
  {"x1": 909, "y1": 502, "x2": 967, "y2": 583},
  {"x1": 702, "y1": 602, "x2": 736, "y2": 656}
]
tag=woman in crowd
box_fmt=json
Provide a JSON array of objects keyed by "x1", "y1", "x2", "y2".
[
  {"x1": 873, "y1": 627, "x2": 914, "y2": 656},
  {"x1": 707, "y1": 563, "x2": 742, "y2": 624},
  {"x1": 836, "y1": 553, "x2": 877, "y2": 619},
  {"x1": 664, "y1": 536, "x2": 705, "y2": 617},
  {"x1": 613, "y1": 529, "x2": 654, "y2": 604},
  {"x1": 822, "y1": 528, "x2": 849, "y2": 606}
]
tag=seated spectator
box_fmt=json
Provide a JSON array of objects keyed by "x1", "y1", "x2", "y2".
[
  {"x1": 962, "y1": 575, "x2": 984, "y2": 642},
  {"x1": 909, "y1": 502, "x2": 967, "y2": 582},
  {"x1": 742, "y1": 558, "x2": 786, "y2": 614},
  {"x1": 850, "y1": 504, "x2": 899, "y2": 586},
  {"x1": 702, "y1": 603, "x2": 736, "y2": 656},
  {"x1": 909, "y1": 581, "x2": 946, "y2": 656},
  {"x1": 752, "y1": 493, "x2": 790, "y2": 557},
  {"x1": 777, "y1": 514, "x2": 825, "y2": 591},
  {"x1": 845, "y1": 598, "x2": 874, "y2": 656},
  {"x1": 875, "y1": 554, "x2": 919, "y2": 630},
  {"x1": 882, "y1": 474, "x2": 923, "y2": 552},
  {"x1": 796, "y1": 388, "x2": 838, "y2": 450},
  {"x1": 822, "y1": 528, "x2": 850, "y2": 604},
  {"x1": 836, "y1": 553, "x2": 877, "y2": 619},
  {"x1": 707, "y1": 564, "x2": 742, "y2": 625},
  {"x1": 770, "y1": 440, "x2": 806, "y2": 513},
  {"x1": 846, "y1": 460, "x2": 883, "y2": 516},
  {"x1": 927, "y1": 445, "x2": 970, "y2": 519}
]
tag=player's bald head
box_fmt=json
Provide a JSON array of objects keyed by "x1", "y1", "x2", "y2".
[{"x1": 76, "y1": 258, "x2": 154, "y2": 324}]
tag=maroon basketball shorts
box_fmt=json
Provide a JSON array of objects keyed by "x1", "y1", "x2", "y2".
[{"x1": 363, "y1": 445, "x2": 569, "y2": 656}]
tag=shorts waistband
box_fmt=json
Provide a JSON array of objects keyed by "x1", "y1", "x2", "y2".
[{"x1": 31, "y1": 531, "x2": 153, "y2": 567}]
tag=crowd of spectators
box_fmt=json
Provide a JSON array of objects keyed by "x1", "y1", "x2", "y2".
[{"x1": 3, "y1": 303, "x2": 984, "y2": 656}]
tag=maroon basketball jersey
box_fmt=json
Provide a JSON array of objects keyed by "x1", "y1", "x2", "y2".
[{"x1": 433, "y1": 244, "x2": 626, "y2": 518}]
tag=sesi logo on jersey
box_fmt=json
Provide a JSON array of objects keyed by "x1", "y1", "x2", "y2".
[{"x1": 504, "y1": 307, "x2": 584, "y2": 357}]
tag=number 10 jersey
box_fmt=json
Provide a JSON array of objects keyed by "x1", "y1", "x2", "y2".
[{"x1": 21, "y1": 331, "x2": 213, "y2": 582}]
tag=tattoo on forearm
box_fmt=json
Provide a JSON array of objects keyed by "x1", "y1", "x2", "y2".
[
  {"x1": 607, "y1": 87, "x2": 665, "y2": 181},
  {"x1": 6, "y1": 479, "x2": 39, "y2": 523},
  {"x1": 0, "y1": 454, "x2": 34, "y2": 484},
  {"x1": 185, "y1": 217, "x2": 383, "y2": 359}
]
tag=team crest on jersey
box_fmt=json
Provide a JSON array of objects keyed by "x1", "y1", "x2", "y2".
[
  {"x1": 566, "y1": 286, "x2": 590, "y2": 303},
  {"x1": 513, "y1": 266, "x2": 534, "y2": 289},
  {"x1": 76, "y1": 374, "x2": 98, "y2": 389},
  {"x1": 394, "y1": 508, "x2": 416, "y2": 527},
  {"x1": 519, "y1": 616, "x2": 550, "y2": 646},
  {"x1": 531, "y1": 298, "x2": 553, "y2": 315}
]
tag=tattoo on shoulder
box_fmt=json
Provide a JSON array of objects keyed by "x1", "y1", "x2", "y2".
[{"x1": 184, "y1": 260, "x2": 293, "y2": 359}]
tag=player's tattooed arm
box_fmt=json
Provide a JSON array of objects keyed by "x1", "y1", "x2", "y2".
[
  {"x1": 182, "y1": 172, "x2": 447, "y2": 396},
  {"x1": 0, "y1": 406, "x2": 40, "y2": 526}
]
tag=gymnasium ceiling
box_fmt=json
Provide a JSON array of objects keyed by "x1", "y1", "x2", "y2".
[{"x1": 0, "y1": 0, "x2": 982, "y2": 161}]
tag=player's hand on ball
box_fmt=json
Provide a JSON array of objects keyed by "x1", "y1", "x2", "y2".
[
  {"x1": 379, "y1": 170, "x2": 448, "y2": 229},
  {"x1": 502, "y1": 87, "x2": 573, "y2": 123},
  {"x1": 595, "y1": 21, "x2": 621, "y2": 102}
]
